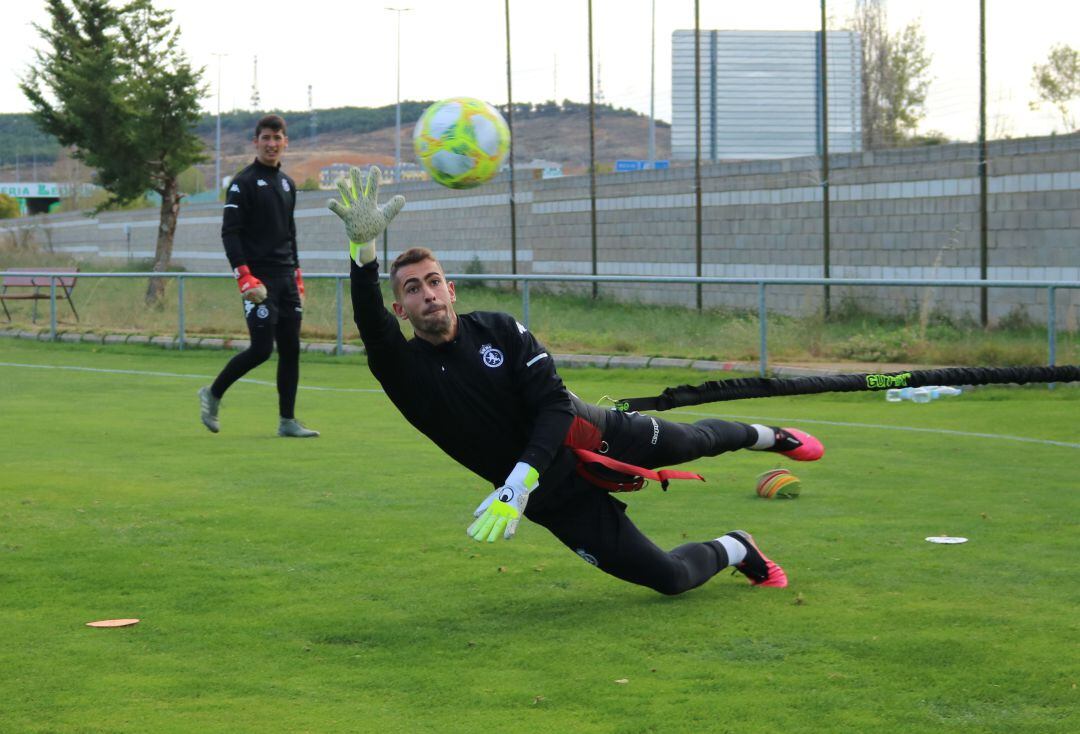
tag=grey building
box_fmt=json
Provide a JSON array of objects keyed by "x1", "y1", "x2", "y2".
[{"x1": 671, "y1": 29, "x2": 862, "y2": 160}]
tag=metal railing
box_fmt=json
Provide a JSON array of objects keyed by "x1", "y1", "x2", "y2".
[{"x1": 3, "y1": 270, "x2": 1077, "y2": 376}]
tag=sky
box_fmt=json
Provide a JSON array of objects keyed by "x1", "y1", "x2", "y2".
[{"x1": 3, "y1": 0, "x2": 1080, "y2": 141}]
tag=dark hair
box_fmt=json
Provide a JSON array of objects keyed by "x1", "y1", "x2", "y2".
[
  {"x1": 254, "y1": 114, "x2": 287, "y2": 138},
  {"x1": 390, "y1": 247, "x2": 442, "y2": 296}
]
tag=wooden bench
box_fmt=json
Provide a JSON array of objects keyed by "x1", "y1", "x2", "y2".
[{"x1": 1, "y1": 268, "x2": 80, "y2": 323}]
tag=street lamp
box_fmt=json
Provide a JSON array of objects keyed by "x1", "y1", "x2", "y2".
[
  {"x1": 212, "y1": 52, "x2": 228, "y2": 194},
  {"x1": 386, "y1": 7, "x2": 411, "y2": 184},
  {"x1": 648, "y1": 0, "x2": 656, "y2": 167}
]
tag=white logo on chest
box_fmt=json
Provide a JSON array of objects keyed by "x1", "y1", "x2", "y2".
[
  {"x1": 282, "y1": 179, "x2": 290, "y2": 192},
  {"x1": 479, "y1": 344, "x2": 504, "y2": 368}
]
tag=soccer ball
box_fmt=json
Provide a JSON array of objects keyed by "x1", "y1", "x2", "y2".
[{"x1": 412, "y1": 97, "x2": 510, "y2": 189}]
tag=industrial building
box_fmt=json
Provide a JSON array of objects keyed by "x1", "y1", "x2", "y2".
[{"x1": 671, "y1": 29, "x2": 862, "y2": 160}]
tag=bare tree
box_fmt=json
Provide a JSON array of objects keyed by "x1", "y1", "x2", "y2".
[
  {"x1": 848, "y1": 0, "x2": 934, "y2": 149},
  {"x1": 1031, "y1": 44, "x2": 1080, "y2": 132}
]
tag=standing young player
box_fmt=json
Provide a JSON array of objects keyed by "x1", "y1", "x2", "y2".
[
  {"x1": 198, "y1": 114, "x2": 319, "y2": 437},
  {"x1": 330, "y1": 167, "x2": 824, "y2": 595}
]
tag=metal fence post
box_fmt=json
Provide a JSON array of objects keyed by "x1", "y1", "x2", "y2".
[
  {"x1": 758, "y1": 282, "x2": 768, "y2": 376},
  {"x1": 522, "y1": 279, "x2": 530, "y2": 330},
  {"x1": 1048, "y1": 286, "x2": 1056, "y2": 390},
  {"x1": 49, "y1": 275, "x2": 57, "y2": 341},
  {"x1": 336, "y1": 276, "x2": 344, "y2": 356},
  {"x1": 177, "y1": 275, "x2": 186, "y2": 351}
]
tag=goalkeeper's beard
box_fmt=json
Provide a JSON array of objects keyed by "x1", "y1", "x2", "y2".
[{"x1": 412, "y1": 304, "x2": 456, "y2": 339}]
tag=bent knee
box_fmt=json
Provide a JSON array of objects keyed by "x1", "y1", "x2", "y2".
[
  {"x1": 651, "y1": 579, "x2": 691, "y2": 596},
  {"x1": 632, "y1": 566, "x2": 694, "y2": 596},
  {"x1": 246, "y1": 343, "x2": 275, "y2": 362}
]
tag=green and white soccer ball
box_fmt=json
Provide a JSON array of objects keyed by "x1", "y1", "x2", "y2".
[{"x1": 413, "y1": 97, "x2": 510, "y2": 189}]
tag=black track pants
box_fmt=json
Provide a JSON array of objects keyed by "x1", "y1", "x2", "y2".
[
  {"x1": 528, "y1": 478, "x2": 731, "y2": 596},
  {"x1": 210, "y1": 273, "x2": 303, "y2": 418},
  {"x1": 572, "y1": 398, "x2": 758, "y2": 469},
  {"x1": 524, "y1": 409, "x2": 757, "y2": 595}
]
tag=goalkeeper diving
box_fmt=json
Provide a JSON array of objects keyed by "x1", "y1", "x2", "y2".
[{"x1": 329, "y1": 167, "x2": 825, "y2": 594}]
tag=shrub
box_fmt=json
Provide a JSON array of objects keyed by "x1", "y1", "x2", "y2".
[
  {"x1": 995, "y1": 305, "x2": 1036, "y2": 332},
  {"x1": 456, "y1": 255, "x2": 488, "y2": 290},
  {"x1": 0, "y1": 193, "x2": 19, "y2": 219},
  {"x1": 835, "y1": 326, "x2": 925, "y2": 362}
]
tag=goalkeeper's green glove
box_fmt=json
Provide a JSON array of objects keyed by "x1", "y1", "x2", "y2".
[
  {"x1": 327, "y1": 166, "x2": 406, "y2": 265},
  {"x1": 467, "y1": 462, "x2": 540, "y2": 543}
]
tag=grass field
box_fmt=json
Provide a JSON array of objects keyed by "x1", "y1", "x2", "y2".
[{"x1": 2, "y1": 338, "x2": 1078, "y2": 733}]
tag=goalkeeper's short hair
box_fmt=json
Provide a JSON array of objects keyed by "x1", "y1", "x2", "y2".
[
  {"x1": 390, "y1": 247, "x2": 443, "y2": 297},
  {"x1": 254, "y1": 114, "x2": 287, "y2": 139}
]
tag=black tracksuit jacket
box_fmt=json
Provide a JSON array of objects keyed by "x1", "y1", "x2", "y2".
[
  {"x1": 349, "y1": 259, "x2": 577, "y2": 491},
  {"x1": 221, "y1": 159, "x2": 299, "y2": 276}
]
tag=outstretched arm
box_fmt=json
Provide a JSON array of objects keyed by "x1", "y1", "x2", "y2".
[
  {"x1": 349, "y1": 258, "x2": 406, "y2": 358},
  {"x1": 329, "y1": 166, "x2": 410, "y2": 366}
]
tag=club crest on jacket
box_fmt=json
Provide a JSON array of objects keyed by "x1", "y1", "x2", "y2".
[{"x1": 480, "y1": 344, "x2": 504, "y2": 368}]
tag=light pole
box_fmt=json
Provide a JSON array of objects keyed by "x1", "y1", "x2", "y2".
[
  {"x1": 648, "y1": 0, "x2": 655, "y2": 167},
  {"x1": 386, "y1": 7, "x2": 411, "y2": 184},
  {"x1": 212, "y1": 52, "x2": 228, "y2": 194}
]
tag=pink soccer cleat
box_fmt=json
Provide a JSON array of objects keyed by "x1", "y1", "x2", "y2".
[
  {"x1": 727, "y1": 530, "x2": 788, "y2": 588},
  {"x1": 771, "y1": 427, "x2": 824, "y2": 462}
]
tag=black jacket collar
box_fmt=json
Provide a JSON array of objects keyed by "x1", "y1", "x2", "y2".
[{"x1": 251, "y1": 158, "x2": 282, "y2": 175}]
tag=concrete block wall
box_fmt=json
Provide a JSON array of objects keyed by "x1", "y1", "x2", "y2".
[{"x1": 3, "y1": 132, "x2": 1079, "y2": 324}]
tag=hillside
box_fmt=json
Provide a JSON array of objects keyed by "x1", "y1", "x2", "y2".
[
  {"x1": 204, "y1": 110, "x2": 672, "y2": 187},
  {"x1": 0, "y1": 105, "x2": 672, "y2": 189}
]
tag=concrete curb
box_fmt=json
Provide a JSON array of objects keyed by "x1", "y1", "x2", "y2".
[
  {"x1": 608, "y1": 355, "x2": 651, "y2": 369},
  {"x1": 3, "y1": 327, "x2": 370, "y2": 361},
  {"x1": 553, "y1": 354, "x2": 610, "y2": 369},
  {"x1": 647, "y1": 357, "x2": 693, "y2": 369}
]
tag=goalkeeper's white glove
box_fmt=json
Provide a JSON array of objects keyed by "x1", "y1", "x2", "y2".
[
  {"x1": 467, "y1": 462, "x2": 540, "y2": 543},
  {"x1": 327, "y1": 165, "x2": 405, "y2": 265}
]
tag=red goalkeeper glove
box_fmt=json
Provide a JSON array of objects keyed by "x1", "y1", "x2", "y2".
[
  {"x1": 295, "y1": 268, "x2": 306, "y2": 306},
  {"x1": 233, "y1": 265, "x2": 267, "y2": 303}
]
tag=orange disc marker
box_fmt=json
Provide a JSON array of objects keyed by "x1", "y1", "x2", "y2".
[{"x1": 86, "y1": 618, "x2": 140, "y2": 628}]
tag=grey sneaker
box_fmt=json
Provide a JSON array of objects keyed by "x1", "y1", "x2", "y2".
[
  {"x1": 278, "y1": 418, "x2": 320, "y2": 438},
  {"x1": 198, "y1": 386, "x2": 220, "y2": 433}
]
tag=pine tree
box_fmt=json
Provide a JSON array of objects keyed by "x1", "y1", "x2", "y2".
[{"x1": 21, "y1": 0, "x2": 206, "y2": 304}]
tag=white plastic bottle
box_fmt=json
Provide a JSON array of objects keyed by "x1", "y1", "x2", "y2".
[
  {"x1": 884, "y1": 385, "x2": 962, "y2": 402},
  {"x1": 910, "y1": 387, "x2": 933, "y2": 403}
]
